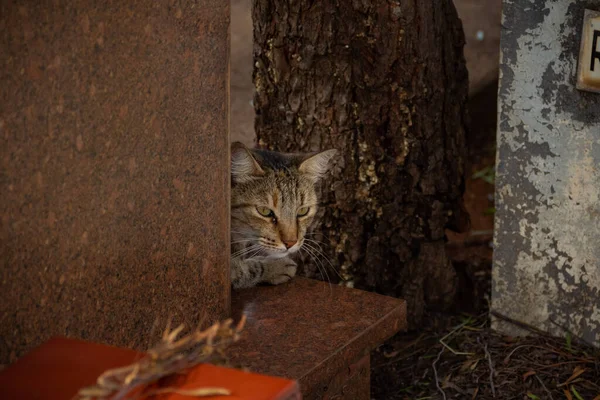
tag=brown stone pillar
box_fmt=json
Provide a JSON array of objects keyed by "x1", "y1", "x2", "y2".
[{"x1": 0, "y1": 0, "x2": 230, "y2": 363}]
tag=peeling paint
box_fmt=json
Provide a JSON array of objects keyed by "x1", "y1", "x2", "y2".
[{"x1": 493, "y1": 0, "x2": 600, "y2": 346}]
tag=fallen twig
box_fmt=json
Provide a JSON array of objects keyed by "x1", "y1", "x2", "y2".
[
  {"x1": 482, "y1": 340, "x2": 495, "y2": 398},
  {"x1": 534, "y1": 375, "x2": 554, "y2": 400},
  {"x1": 432, "y1": 347, "x2": 446, "y2": 400},
  {"x1": 440, "y1": 320, "x2": 476, "y2": 356}
]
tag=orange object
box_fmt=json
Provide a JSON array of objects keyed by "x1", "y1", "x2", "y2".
[{"x1": 0, "y1": 337, "x2": 301, "y2": 400}]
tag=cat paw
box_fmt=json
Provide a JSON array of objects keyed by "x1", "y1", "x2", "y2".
[{"x1": 264, "y1": 258, "x2": 297, "y2": 285}]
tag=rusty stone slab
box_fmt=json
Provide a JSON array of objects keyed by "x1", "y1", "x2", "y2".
[
  {"x1": 229, "y1": 278, "x2": 406, "y2": 399},
  {"x1": 0, "y1": 0, "x2": 230, "y2": 363},
  {"x1": 493, "y1": 0, "x2": 600, "y2": 346}
]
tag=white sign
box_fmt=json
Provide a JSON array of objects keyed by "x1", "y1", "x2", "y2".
[{"x1": 576, "y1": 9, "x2": 600, "y2": 93}]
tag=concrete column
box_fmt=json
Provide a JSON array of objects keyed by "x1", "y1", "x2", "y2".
[{"x1": 493, "y1": 0, "x2": 600, "y2": 346}]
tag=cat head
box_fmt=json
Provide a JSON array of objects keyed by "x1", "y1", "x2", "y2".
[{"x1": 230, "y1": 141, "x2": 337, "y2": 259}]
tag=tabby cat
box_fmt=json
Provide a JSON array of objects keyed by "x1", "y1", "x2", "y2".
[{"x1": 230, "y1": 142, "x2": 337, "y2": 289}]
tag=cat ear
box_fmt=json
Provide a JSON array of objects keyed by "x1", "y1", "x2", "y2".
[
  {"x1": 298, "y1": 149, "x2": 338, "y2": 181},
  {"x1": 231, "y1": 142, "x2": 265, "y2": 183}
]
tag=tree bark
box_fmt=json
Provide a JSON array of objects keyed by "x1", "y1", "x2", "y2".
[{"x1": 252, "y1": 0, "x2": 470, "y2": 325}]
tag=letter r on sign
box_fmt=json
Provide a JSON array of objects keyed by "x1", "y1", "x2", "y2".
[{"x1": 592, "y1": 30, "x2": 600, "y2": 72}]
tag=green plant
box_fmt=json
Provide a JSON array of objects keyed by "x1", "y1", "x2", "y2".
[{"x1": 472, "y1": 166, "x2": 495, "y2": 185}]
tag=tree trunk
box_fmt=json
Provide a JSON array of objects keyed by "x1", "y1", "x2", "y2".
[{"x1": 252, "y1": 0, "x2": 470, "y2": 325}]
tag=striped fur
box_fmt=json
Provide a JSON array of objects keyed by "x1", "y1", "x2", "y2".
[{"x1": 230, "y1": 142, "x2": 336, "y2": 289}]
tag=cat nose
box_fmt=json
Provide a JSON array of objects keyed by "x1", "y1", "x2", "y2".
[{"x1": 282, "y1": 239, "x2": 297, "y2": 249}]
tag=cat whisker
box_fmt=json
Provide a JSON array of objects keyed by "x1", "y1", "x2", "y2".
[
  {"x1": 302, "y1": 241, "x2": 343, "y2": 281},
  {"x1": 231, "y1": 244, "x2": 252, "y2": 256},
  {"x1": 302, "y1": 235, "x2": 335, "y2": 254},
  {"x1": 300, "y1": 244, "x2": 333, "y2": 291},
  {"x1": 230, "y1": 234, "x2": 258, "y2": 240},
  {"x1": 303, "y1": 232, "x2": 333, "y2": 243},
  {"x1": 231, "y1": 244, "x2": 261, "y2": 259},
  {"x1": 230, "y1": 239, "x2": 257, "y2": 245},
  {"x1": 230, "y1": 229, "x2": 256, "y2": 234},
  {"x1": 303, "y1": 239, "x2": 338, "y2": 263},
  {"x1": 301, "y1": 243, "x2": 330, "y2": 284},
  {"x1": 303, "y1": 238, "x2": 329, "y2": 251},
  {"x1": 303, "y1": 231, "x2": 330, "y2": 238},
  {"x1": 245, "y1": 245, "x2": 266, "y2": 260},
  {"x1": 299, "y1": 247, "x2": 332, "y2": 292}
]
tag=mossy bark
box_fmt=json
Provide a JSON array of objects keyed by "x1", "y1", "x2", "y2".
[{"x1": 252, "y1": 0, "x2": 470, "y2": 325}]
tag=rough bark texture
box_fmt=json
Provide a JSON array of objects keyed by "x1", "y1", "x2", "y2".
[{"x1": 252, "y1": 0, "x2": 469, "y2": 325}]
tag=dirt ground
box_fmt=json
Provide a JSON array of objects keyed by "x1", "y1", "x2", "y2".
[{"x1": 227, "y1": 1, "x2": 599, "y2": 399}]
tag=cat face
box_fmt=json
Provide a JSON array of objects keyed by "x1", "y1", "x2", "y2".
[{"x1": 230, "y1": 142, "x2": 336, "y2": 260}]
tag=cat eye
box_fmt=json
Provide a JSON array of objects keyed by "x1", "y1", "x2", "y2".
[
  {"x1": 256, "y1": 206, "x2": 274, "y2": 218},
  {"x1": 297, "y1": 207, "x2": 310, "y2": 217}
]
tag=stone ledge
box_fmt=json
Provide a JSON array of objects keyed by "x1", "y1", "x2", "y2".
[{"x1": 230, "y1": 277, "x2": 406, "y2": 399}]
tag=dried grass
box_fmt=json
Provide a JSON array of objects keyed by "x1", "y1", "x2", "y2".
[
  {"x1": 75, "y1": 315, "x2": 246, "y2": 400},
  {"x1": 372, "y1": 312, "x2": 600, "y2": 399}
]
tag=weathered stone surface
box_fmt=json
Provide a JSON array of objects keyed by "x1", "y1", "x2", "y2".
[
  {"x1": 0, "y1": 0, "x2": 230, "y2": 363},
  {"x1": 493, "y1": 0, "x2": 600, "y2": 346}
]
